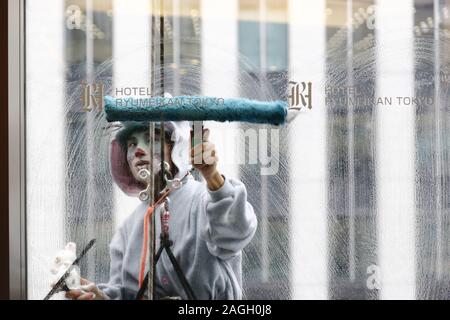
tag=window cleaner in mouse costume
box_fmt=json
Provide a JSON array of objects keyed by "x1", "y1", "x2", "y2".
[{"x1": 65, "y1": 119, "x2": 257, "y2": 300}]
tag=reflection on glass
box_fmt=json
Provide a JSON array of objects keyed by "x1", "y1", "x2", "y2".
[{"x1": 26, "y1": 0, "x2": 450, "y2": 300}]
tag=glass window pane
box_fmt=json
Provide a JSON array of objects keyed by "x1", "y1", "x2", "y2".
[{"x1": 23, "y1": 0, "x2": 450, "y2": 300}]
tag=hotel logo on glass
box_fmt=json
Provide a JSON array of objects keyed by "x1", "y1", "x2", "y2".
[
  {"x1": 81, "y1": 81, "x2": 104, "y2": 112},
  {"x1": 288, "y1": 81, "x2": 312, "y2": 110}
]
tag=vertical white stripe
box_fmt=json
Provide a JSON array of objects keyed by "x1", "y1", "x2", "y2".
[
  {"x1": 26, "y1": 0, "x2": 64, "y2": 299},
  {"x1": 84, "y1": 0, "x2": 96, "y2": 280},
  {"x1": 376, "y1": 0, "x2": 416, "y2": 300},
  {"x1": 112, "y1": 0, "x2": 150, "y2": 227},
  {"x1": 346, "y1": 0, "x2": 356, "y2": 282},
  {"x1": 258, "y1": 0, "x2": 269, "y2": 285},
  {"x1": 173, "y1": 0, "x2": 181, "y2": 96},
  {"x1": 201, "y1": 0, "x2": 239, "y2": 179},
  {"x1": 288, "y1": 0, "x2": 328, "y2": 299},
  {"x1": 433, "y1": 0, "x2": 442, "y2": 280}
]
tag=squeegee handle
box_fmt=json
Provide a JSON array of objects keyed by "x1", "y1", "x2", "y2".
[
  {"x1": 43, "y1": 239, "x2": 96, "y2": 300},
  {"x1": 190, "y1": 121, "x2": 204, "y2": 165}
]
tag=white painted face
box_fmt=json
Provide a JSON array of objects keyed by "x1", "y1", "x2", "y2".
[
  {"x1": 126, "y1": 130, "x2": 160, "y2": 183},
  {"x1": 126, "y1": 130, "x2": 172, "y2": 184}
]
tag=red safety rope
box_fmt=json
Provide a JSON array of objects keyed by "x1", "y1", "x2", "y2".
[{"x1": 138, "y1": 188, "x2": 172, "y2": 289}]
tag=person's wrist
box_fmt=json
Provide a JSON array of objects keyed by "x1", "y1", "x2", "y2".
[{"x1": 205, "y1": 170, "x2": 225, "y2": 191}]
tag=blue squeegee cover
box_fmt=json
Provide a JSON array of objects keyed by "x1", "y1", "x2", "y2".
[{"x1": 104, "y1": 95, "x2": 288, "y2": 125}]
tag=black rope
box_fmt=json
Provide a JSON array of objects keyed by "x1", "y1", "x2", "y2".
[
  {"x1": 135, "y1": 238, "x2": 197, "y2": 300},
  {"x1": 163, "y1": 240, "x2": 197, "y2": 300}
]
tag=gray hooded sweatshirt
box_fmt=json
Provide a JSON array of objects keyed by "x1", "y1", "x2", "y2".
[{"x1": 98, "y1": 121, "x2": 257, "y2": 300}]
